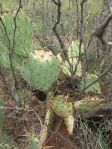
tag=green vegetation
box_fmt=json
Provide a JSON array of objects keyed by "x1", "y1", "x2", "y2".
[
  {"x1": 0, "y1": 0, "x2": 111, "y2": 148},
  {"x1": 21, "y1": 50, "x2": 60, "y2": 91}
]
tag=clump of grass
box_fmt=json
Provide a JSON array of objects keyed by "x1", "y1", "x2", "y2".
[{"x1": 74, "y1": 117, "x2": 110, "y2": 149}]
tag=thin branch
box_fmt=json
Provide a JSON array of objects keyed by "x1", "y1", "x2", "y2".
[
  {"x1": 52, "y1": 0, "x2": 59, "y2": 5},
  {"x1": 0, "y1": 0, "x2": 22, "y2": 104},
  {"x1": 12, "y1": 0, "x2": 22, "y2": 51},
  {"x1": 82, "y1": 0, "x2": 112, "y2": 92},
  {"x1": 73, "y1": 0, "x2": 87, "y2": 75},
  {"x1": 52, "y1": 0, "x2": 67, "y2": 59},
  {"x1": 0, "y1": 69, "x2": 16, "y2": 101},
  {"x1": 0, "y1": 105, "x2": 43, "y2": 133},
  {"x1": 11, "y1": 0, "x2": 22, "y2": 88},
  {"x1": 84, "y1": 103, "x2": 112, "y2": 118},
  {"x1": 104, "y1": 0, "x2": 112, "y2": 13},
  {"x1": 92, "y1": 10, "x2": 112, "y2": 49},
  {"x1": 0, "y1": 16, "x2": 18, "y2": 89},
  {"x1": 0, "y1": 0, "x2": 22, "y2": 87}
]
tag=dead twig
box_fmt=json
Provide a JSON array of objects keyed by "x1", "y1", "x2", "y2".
[
  {"x1": 104, "y1": 0, "x2": 112, "y2": 13},
  {"x1": 92, "y1": 1, "x2": 112, "y2": 49},
  {"x1": 52, "y1": 0, "x2": 67, "y2": 59},
  {"x1": 84, "y1": 103, "x2": 112, "y2": 118},
  {"x1": 73, "y1": 0, "x2": 87, "y2": 75}
]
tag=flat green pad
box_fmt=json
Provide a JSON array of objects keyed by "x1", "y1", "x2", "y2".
[
  {"x1": 80, "y1": 74, "x2": 101, "y2": 94},
  {"x1": 21, "y1": 50, "x2": 60, "y2": 92},
  {"x1": 74, "y1": 96, "x2": 103, "y2": 112},
  {"x1": 49, "y1": 95, "x2": 74, "y2": 118},
  {"x1": 0, "y1": 12, "x2": 32, "y2": 56}
]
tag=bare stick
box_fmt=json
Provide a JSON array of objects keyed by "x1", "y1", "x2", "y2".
[
  {"x1": 73, "y1": 0, "x2": 87, "y2": 75},
  {"x1": 84, "y1": 103, "x2": 112, "y2": 118},
  {"x1": 92, "y1": 0, "x2": 112, "y2": 49},
  {"x1": 52, "y1": 0, "x2": 67, "y2": 59},
  {"x1": 104, "y1": 0, "x2": 112, "y2": 13}
]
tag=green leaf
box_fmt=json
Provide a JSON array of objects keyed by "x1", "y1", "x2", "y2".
[{"x1": 80, "y1": 74, "x2": 101, "y2": 94}]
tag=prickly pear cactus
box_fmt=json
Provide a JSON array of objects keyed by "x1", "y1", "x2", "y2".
[
  {"x1": 65, "y1": 114, "x2": 74, "y2": 135},
  {"x1": 21, "y1": 50, "x2": 60, "y2": 92},
  {"x1": 0, "y1": 12, "x2": 32, "y2": 69},
  {"x1": 0, "y1": 142, "x2": 18, "y2": 149},
  {"x1": 0, "y1": 12, "x2": 32, "y2": 56},
  {"x1": 0, "y1": 41, "x2": 23, "y2": 69},
  {"x1": 49, "y1": 95, "x2": 74, "y2": 135},
  {"x1": 0, "y1": 132, "x2": 18, "y2": 149},
  {"x1": 49, "y1": 95, "x2": 74, "y2": 117},
  {"x1": 80, "y1": 73, "x2": 101, "y2": 94},
  {"x1": 74, "y1": 96, "x2": 103, "y2": 112}
]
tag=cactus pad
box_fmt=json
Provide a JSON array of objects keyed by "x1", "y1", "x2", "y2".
[
  {"x1": 0, "y1": 12, "x2": 32, "y2": 56},
  {"x1": 74, "y1": 96, "x2": 103, "y2": 112},
  {"x1": 21, "y1": 50, "x2": 60, "y2": 92},
  {"x1": 49, "y1": 95, "x2": 74, "y2": 118},
  {"x1": 0, "y1": 143, "x2": 18, "y2": 149},
  {"x1": 80, "y1": 74, "x2": 101, "y2": 94},
  {"x1": 0, "y1": 12, "x2": 32, "y2": 69},
  {"x1": 49, "y1": 95, "x2": 74, "y2": 135},
  {"x1": 0, "y1": 132, "x2": 18, "y2": 149},
  {"x1": 0, "y1": 41, "x2": 22, "y2": 69},
  {"x1": 65, "y1": 114, "x2": 74, "y2": 135}
]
